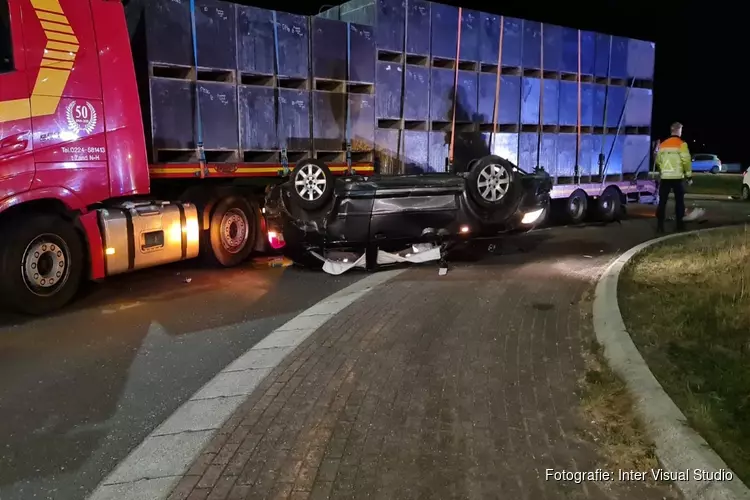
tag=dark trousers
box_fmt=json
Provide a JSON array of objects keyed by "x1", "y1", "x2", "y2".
[{"x1": 656, "y1": 179, "x2": 685, "y2": 230}]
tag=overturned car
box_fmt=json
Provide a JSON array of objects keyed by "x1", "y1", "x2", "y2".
[{"x1": 264, "y1": 155, "x2": 552, "y2": 273}]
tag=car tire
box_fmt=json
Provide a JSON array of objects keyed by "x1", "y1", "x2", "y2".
[
  {"x1": 207, "y1": 195, "x2": 257, "y2": 267},
  {"x1": 289, "y1": 159, "x2": 334, "y2": 211},
  {"x1": 711, "y1": 166, "x2": 719, "y2": 174},
  {"x1": 466, "y1": 155, "x2": 521, "y2": 211},
  {"x1": 0, "y1": 214, "x2": 84, "y2": 315},
  {"x1": 565, "y1": 190, "x2": 588, "y2": 224},
  {"x1": 597, "y1": 186, "x2": 622, "y2": 222},
  {"x1": 742, "y1": 184, "x2": 750, "y2": 201}
]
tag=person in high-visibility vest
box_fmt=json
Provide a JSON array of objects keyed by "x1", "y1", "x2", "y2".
[{"x1": 655, "y1": 122, "x2": 692, "y2": 232}]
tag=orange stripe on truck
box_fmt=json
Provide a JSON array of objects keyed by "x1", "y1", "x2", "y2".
[
  {"x1": 35, "y1": 10, "x2": 67, "y2": 23},
  {"x1": 30, "y1": 0, "x2": 64, "y2": 14},
  {"x1": 41, "y1": 21, "x2": 74, "y2": 34},
  {"x1": 0, "y1": 3, "x2": 76, "y2": 124}
]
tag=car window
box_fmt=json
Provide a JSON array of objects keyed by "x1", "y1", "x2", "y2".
[
  {"x1": 0, "y1": 0, "x2": 13, "y2": 74},
  {"x1": 693, "y1": 154, "x2": 711, "y2": 161}
]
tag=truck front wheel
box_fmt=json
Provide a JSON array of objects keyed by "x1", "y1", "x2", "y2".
[{"x1": 0, "y1": 214, "x2": 84, "y2": 315}]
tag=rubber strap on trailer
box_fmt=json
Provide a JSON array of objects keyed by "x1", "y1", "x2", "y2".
[
  {"x1": 395, "y1": 0, "x2": 408, "y2": 174},
  {"x1": 489, "y1": 15, "x2": 505, "y2": 153},
  {"x1": 598, "y1": 37, "x2": 612, "y2": 177},
  {"x1": 600, "y1": 75, "x2": 636, "y2": 185},
  {"x1": 271, "y1": 10, "x2": 289, "y2": 175},
  {"x1": 189, "y1": 0, "x2": 207, "y2": 178},
  {"x1": 447, "y1": 6, "x2": 462, "y2": 171},
  {"x1": 346, "y1": 22, "x2": 353, "y2": 174},
  {"x1": 536, "y1": 23, "x2": 544, "y2": 171},
  {"x1": 575, "y1": 29, "x2": 582, "y2": 183}
]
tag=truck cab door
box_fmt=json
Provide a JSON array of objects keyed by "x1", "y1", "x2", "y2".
[{"x1": 0, "y1": 0, "x2": 34, "y2": 201}]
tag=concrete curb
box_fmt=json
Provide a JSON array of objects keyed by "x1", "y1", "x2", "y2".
[
  {"x1": 593, "y1": 226, "x2": 750, "y2": 500},
  {"x1": 87, "y1": 268, "x2": 407, "y2": 500}
]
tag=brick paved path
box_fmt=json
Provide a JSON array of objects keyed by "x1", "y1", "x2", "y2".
[{"x1": 169, "y1": 222, "x2": 680, "y2": 500}]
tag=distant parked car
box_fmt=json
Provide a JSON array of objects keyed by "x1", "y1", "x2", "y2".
[
  {"x1": 691, "y1": 154, "x2": 723, "y2": 174},
  {"x1": 742, "y1": 169, "x2": 750, "y2": 201}
]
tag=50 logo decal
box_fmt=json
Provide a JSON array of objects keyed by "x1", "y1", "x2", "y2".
[{"x1": 65, "y1": 101, "x2": 98, "y2": 134}]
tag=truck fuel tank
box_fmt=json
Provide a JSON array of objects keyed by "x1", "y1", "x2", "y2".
[{"x1": 98, "y1": 201, "x2": 200, "y2": 276}]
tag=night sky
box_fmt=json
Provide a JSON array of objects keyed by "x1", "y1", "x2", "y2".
[{"x1": 250, "y1": 0, "x2": 741, "y2": 163}]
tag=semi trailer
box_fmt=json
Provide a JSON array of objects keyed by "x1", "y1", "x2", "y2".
[
  {"x1": 319, "y1": 0, "x2": 658, "y2": 222},
  {"x1": 0, "y1": 0, "x2": 657, "y2": 316}
]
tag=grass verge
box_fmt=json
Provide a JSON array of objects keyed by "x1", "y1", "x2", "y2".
[
  {"x1": 577, "y1": 290, "x2": 675, "y2": 496},
  {"x1": 580, "y1": 338, "x2": 660, "y2": 473},
  {"x1": 619, "y1": 224, "x2": 750, "y2": 484},
  {"x1": 689, "y1": 173, "x2": 744, "y2": 196}
]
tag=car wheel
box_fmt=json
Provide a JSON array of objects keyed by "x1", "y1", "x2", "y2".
[
  {"x1": 711, "y1": 166, "x2": 719, "y2": 174},
  {"x1": 466, "y1": 155, "x2": 521, "y2": 210},
  {"x1": 289, "y1": 159, "x2": 334, "y2": 211},
  {"x1": 565, "y1": 190, "x2": 588, "y2": 224},
  {"x1": 742, "y1": 184, "x2": 750, "y2": 201},
  {"x1": 597, "y1": 186, "x2": 622, "y2": 222}
]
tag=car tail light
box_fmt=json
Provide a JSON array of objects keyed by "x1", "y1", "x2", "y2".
[{"x1": 267, "y1": 230, "x2": 285, "y2": 249}]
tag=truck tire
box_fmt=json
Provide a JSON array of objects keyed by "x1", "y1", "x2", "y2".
[
  {"x1": 207, "y1": 195, "x2": 256, "y2": 267},
  {"x1": 565, "y1": 190, "x2": 588, "y2": 224},
  {"x1": 597, "y1": 187, "x2": 622, "y2": 222},
  {"x1": 466, "y1": 155, "x2": 521, "y2": 210},
  {"x1": 289, "y1": 159, "x2": 334, "y2": 211},
  {"x1": 0, "y1": 214, "x2": 83, "y2": 315}
]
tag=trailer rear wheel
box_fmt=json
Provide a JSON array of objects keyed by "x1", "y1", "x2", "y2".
[
  {"x1": 565, "y1": 190, "x2": 588, "y2": 224},
  {"x1": 207, "y1": 195, "x2": 256, "y2": 267},
  {"x1": 597, "y1": 187, "x2": 622, "y2": 222},
  {"x1": 0, "y1": 214, "x2": 83, "y2": 315}
]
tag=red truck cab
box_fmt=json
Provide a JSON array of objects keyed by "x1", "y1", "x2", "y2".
[{"x1": 0, "y1": 0, "x2": 287, "y2": 315}]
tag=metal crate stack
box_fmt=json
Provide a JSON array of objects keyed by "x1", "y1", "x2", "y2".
[
  {"x1": 128, "y1": 0, "x2": 376, "y2": 166},
  {"x1": 319, "y1": 0, "x2": 656, "y2": 181}
]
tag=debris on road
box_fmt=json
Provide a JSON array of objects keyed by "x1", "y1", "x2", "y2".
[{"x1": 311, "y1": 243, "x2": 443, "y2": 276}]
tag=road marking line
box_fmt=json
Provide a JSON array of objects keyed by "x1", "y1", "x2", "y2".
[{"x1": 87, "y1": 268, "x2": 406, "y2": 500}]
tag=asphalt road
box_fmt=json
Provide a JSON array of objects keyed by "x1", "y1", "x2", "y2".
[
  {"x1": 0, "y1": 261, "x2": 363, "y2": 500},
  {"x1": 0, "y1": 198, "x2": 748, "y2": 500}
]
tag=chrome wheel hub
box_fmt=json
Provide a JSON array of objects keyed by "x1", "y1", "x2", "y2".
[
  {"x1": 220, "y1": 208, "x2": 249, "y2": 254},
  {"x1": 294, "y1": 164, "x2": 327, "y2": 201},
  {"x1": 570, "y1": 198, "x2": 583, "y2": 217},
  {"x1": 22, "y1": 235, "x2": 70, "y2": 296},
  {"x1": 477, "y1": 164, "x2": 510, "y2": 202}
]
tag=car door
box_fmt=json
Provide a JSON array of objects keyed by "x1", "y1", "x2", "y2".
[{"x1": 0, "y1": 0, "x2": 34, "y2": 201}]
